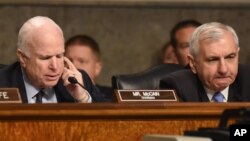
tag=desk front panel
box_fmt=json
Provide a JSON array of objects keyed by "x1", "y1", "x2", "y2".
[{"x1": 0, "y1": 103, "x2": 248, "y2": 141}]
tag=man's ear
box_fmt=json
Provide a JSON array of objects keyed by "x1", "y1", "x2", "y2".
[
  {"x1": 188, "y1": 54, "x2": 197, "y2": 74},
  {"x1": 95, "y1": 62, "x2": 102, "y2": 77},
  {"x1": 16, "y1": 49, "x2": 27, "y2": 67}
]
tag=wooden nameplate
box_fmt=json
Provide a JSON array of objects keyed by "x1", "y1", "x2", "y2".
[
  {"x1": 115, "y1": 89, "x2": 178, "y2": 103},
  {"x1": 0, "y1": 88, "x2": 22, "y2": 103}
]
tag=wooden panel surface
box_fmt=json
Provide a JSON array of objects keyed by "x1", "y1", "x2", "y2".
[{"x1": 0, "y1": 103, "x2": 249, "y2": 141}]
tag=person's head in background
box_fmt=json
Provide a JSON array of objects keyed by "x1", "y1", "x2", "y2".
[
  {"x1": 65, "y1": 35, "x2": 102, "y2": 85},
  {"x1": 161, "y1": 41, "x2": 179, "y2": 64},
  {"x1": 188, "y1": 22, "x2": 239, "y2": 92},
  {"x1": 170, "y1": 19, "x2": 202, "y2": 66}
]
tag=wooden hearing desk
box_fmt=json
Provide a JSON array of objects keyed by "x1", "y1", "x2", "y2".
[{"x1": 0, "y1": 103, "x2": 249, "y2": 141}]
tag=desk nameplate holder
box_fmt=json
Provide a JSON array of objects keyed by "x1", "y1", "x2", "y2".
[
  {"x1": 0, "y1": 88, "x2": 22, "y2": 103},
  {"x1": 115, "y1": 89, "x2": 178, "y2": 103}
]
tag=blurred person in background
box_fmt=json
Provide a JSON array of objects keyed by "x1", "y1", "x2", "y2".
[
  {"x1": 170, "y1": 19, "x2": 202, "y2": 66},
  {"x1": 65, "y1": 34, "x2": 114, "y2": 102},
  {"x1": 161, "y1": 41, "x2": 179, "y2": 64}
]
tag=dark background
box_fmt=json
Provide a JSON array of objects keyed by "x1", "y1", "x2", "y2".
[{"x1": 0, "y1": 1, "x2": 250, "y2": 86}]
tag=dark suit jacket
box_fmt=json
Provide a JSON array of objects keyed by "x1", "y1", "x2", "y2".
[
  {"x1": 160, "y1": 64, "x2": 250, "y2": 102},
  {"x1": 0, "y1": 62, "x2": 105, "y2": 103},
  {"x1": 96, "y1": 84, "x2": 114, "y2": 102}
]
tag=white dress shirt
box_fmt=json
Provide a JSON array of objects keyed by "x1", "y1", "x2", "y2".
[
  {"x1": 22, "y1": 70, "x2": 92, "y2": 103},
  {"x1": 23, "y1": 72, "x2": 57, "y2": 103},
  {"x1": 205, "y1": 86, "x2": 229, "y2": 102}
]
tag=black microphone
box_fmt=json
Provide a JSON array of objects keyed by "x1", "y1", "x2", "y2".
[{"x1": 68, "y1": 77, "x2": 87, "y2": 90}]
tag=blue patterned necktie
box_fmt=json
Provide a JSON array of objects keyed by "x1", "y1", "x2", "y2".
[{"x1": 212, "y1": 91, "x2": 224, "y2": 102}]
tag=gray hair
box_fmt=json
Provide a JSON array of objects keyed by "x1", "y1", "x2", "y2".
[
  {"x1": 189, "y1": 22, "x2": 239, "y2": 57},
  {"x1": 17, "y1": 16, "x2": 63, "y2": 56}
]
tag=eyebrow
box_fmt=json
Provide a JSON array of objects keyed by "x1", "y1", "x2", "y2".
[
  {"x1": 206, "y1": 52, "x2": 237, "y2": 60},
  {"x1": 224, "y1": 52, "x2": 237, "y2": 58},
  {"x1": 38, "y1": 52, "x2": 64, "y2": 58}
]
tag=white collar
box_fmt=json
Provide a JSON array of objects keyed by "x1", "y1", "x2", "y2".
[{"x1": 205, "y1": 86, "x2": 229, "y2": 102}]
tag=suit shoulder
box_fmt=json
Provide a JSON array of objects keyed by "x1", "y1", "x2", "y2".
[{"x1": 0, "y1": 62, "x2": 20, "y2": 78}]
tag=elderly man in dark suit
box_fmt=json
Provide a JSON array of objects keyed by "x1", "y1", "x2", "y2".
[
  {"x1": 160, "y1": 22, "x2": 250, "y2": 102},
  {"x1": 0, "y1": 16, "x2": 104, "y2": 103}
]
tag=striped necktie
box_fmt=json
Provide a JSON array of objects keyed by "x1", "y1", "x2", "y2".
[
  {"x1": 35, "y1": 90, "x2": 44, "y2": 103},
  {"x1": 212, "y1": 91, "x2": 224, "y2": 102}
]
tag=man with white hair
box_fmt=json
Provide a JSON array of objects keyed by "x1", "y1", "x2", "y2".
[
  {"x1": 0, "y1": 16, "x2": 104, "y2": 103},
  {"x1": 160, "y1": 22, "x2": 250, "y2": 102}
]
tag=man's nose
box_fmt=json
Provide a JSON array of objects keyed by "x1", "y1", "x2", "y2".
[
  {"x1": 49, "y1": 57, "x2": 57, "y2": 69},
  {"x1": 218, "y1": 59, "x2": 228, "y2": 74}
]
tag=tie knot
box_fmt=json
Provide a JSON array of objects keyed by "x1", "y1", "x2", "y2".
[
  {"x1": 212, "y1": 91, "x2": 224, "y2": 102},
  {"x1": 35, "y1": 90, "x2": 45, "y2": 103}
]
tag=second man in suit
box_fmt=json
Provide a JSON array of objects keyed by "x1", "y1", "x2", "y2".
[{"x1": 161, "y1": 22, "x2": 250, "y2": 102}]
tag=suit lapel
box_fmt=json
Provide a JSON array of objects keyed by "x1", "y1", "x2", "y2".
[
  {"x1": 13, "y1": 64, "x2": 28, "y2": 103},
  {"x1": 195, "y1": 75, "x2": 210, "y2": 102},
  {"x1": 228, "y1": 80, "x2": 242, "y2": 102},
  {"x1": 54, "y1": 79, "x2": 75, "y2": 102}
]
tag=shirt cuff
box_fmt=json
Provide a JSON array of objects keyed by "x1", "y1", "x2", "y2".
[
  {"x1": 86, "y1": 91, "x2": 92, "y2": 103},
  {"x1": 77, "y1": 90, "x2": 92, "y2": 103}
]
